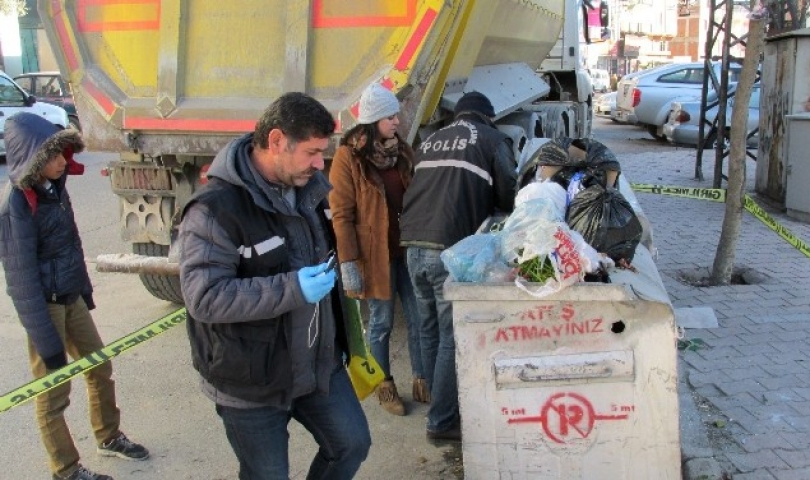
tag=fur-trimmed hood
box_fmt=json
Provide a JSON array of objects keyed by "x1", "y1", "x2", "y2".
[{"x1": 5, "y1": 112, "x2": 85, "y2": 189}]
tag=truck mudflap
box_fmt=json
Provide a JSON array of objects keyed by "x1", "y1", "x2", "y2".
[{"x1": 106, "y1": 161, "x2": 177, "y2": 245}]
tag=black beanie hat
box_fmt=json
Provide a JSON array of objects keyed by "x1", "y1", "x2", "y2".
[{"x1": 454, "y1": 91, "x2": 495, "y2": 118}]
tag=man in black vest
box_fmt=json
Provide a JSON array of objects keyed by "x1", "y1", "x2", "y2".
[
  {"x1": 400, "y1": 91, "x2": 516, "y2": 443},
  {"x1": 178, "y1": 93, "x2": 371, "y2": 479}
]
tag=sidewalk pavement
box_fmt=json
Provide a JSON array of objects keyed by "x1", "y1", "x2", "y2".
[{"x1": 620, "y1": 148, "x2": 810, "y2": 480}]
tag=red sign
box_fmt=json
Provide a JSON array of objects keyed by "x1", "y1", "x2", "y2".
[{"x1": 507, "y1": 392, "x2": 630, "y2": 444}]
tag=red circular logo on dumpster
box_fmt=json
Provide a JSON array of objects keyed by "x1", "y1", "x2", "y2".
[
  {"x1": 541, "y1": 392, "x2": 596, "y2": 443},
  {"x1": 507, "y1": 391, "x2": 630, "y2": 445}
]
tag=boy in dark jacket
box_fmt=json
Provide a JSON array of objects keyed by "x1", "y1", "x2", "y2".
[{"x1": 0, "y1": 113, "x2": 148, "y2": 480}]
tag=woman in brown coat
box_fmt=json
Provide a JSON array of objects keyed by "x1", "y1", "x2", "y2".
[{"x1": 329, "y1": 83, "x2": 428, "y2": 416}]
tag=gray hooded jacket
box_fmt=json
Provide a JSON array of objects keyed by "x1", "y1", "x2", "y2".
[
  {"x1": 179, "y1": 133, "x2": 342, "y2": 408},
  {"x1": 0, "y1": 113, "x2": 90, "y2": 365}
]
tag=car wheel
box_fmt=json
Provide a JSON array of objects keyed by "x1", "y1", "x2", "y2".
[{"x1": 68, "y1": 116, "x2": 81, "y2": 131}]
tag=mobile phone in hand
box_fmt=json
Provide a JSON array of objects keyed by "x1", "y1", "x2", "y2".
[
  {"x1": 320, "y1": 249, "x2": 337, "y2": 272},
  {"x1": 325, "y1": 254, "x2": 337, "y2": 272}
]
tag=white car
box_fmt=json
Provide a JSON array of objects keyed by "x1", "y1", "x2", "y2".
[
  {"x1": 594, "y1": 91, "x2": 616, "y2": 117},
  {"x1": 0, "y1": 71, "x2": 69, "y2": 156},
  {"x1": 590, "y1": 69, "x2": 610, "y2": 93}
]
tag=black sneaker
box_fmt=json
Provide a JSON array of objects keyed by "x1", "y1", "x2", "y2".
[
  {"x1": 97, "y1": 432, "x2": 149, "y2": 461},
  {"x1": 53, "y1": 465, "x2": 114, "y2": 480}
]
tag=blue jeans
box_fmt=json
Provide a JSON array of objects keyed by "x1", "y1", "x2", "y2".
[
  {"x1": 366, "y1": 256, "x2": 423, "y2": 379},
  {"x1": 406, "y1": 247, "x2": 459, "y2": 433},
  {"x1": 216, "y1": 366, "x2": 371, "y2": 480}
]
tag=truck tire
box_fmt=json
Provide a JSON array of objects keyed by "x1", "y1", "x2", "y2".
[{"x1": 133, "y1": 242, "x2": 184, "y2": 304}]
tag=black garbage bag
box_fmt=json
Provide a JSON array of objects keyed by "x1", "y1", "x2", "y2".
[
  {"x1": 566, "y1": 184, "x2": 643, "y2": 263},
  {"x1": 570, "y1": 138, "x2": 621, "y2": 173},
  {"x1": 517, "y1": 137, "x2": 621, "y2": 190}
]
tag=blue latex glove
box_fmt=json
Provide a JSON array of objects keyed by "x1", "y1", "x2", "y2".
[{"x1": 297, "y1": 263, "x2": 336, "y2": 304}]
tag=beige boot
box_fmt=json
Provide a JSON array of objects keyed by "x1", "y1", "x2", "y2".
[
  {"x1": 377, "y1": 379, "x2": 406, "y2": 416},
  {"x1": 412, "y1": 377, "x2": 431, "y2": 403}
]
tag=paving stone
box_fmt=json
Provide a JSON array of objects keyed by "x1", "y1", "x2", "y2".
[
  {"x1": 726, "y1": 407, "x2": 793, "y2": 435},
  {"x1": 762, "y1": 388, "x2": 803, "y2": 404},
  {"x1": 791, "y1": 387, "x2": 810, "y2": 401},
  {"x1": 738, "y1": 433, "x2": 795, "y2": 454},
  {"x1": 715, "y1": 379, "x2": 768, "y2": 397},
  {"x1": 780, "y1": 432, "x2": 810, "y2": 450},
  {"x1": 733, "y1": 470, "x2": 778, "y2": 480},
  {"x1": 727, "y1": 450, "x2": 790, "y2": 472},
  {"x1": 772, "y1": 467, "x2": 810, "y2": 480},
  {"x1": 683, "y1": 457, "x2": 724, "y2": 480},
  {"x1": 720, "y1": 365, "x2": 770, "y2": 382},
  {"x1": 774, "y1": 449, "x2": 810, "y2": 469},
  {"x1": 709, "y1": 392, "x2": 764, "y2": 410},
  {"x1": 759, "y1": 376, "x2": 804, "y2": 391}
]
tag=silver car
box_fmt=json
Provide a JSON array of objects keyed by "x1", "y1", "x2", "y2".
[
  {"x1": 663, "y1": 85, "x2": 760, "y2": 148},
  {"x1": 615, "y1": 62, "x2": 742, "y2": 140}
]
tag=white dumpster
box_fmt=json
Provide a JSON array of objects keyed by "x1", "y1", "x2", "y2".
[{"x1": 445, "y1": 245, "x2": 680, "y2": 480}]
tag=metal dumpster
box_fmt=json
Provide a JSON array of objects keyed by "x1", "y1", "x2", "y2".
[{"x1": 444, "y1": 245, "x2": 681, "y2": 479}]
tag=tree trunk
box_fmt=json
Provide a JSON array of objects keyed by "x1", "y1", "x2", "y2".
[{"x1": 710, "y1": 11, "x2": 766, "y2": 285}]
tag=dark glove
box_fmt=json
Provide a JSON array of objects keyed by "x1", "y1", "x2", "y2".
[
  {"x1": 297, "y1": 263, "x2": 337, "y2": 304},
  {"x1": 340, "y1": 261, "x2": 363, "y2": 293},
  {"x1": 43, "y1": 351, "x2": 68, "y2": 370}
]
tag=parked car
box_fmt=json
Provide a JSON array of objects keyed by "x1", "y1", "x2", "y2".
[
  {"x1": 0, "y1": 71, "x2": 69, "y2": 157},
  {"x1": 594, "y1": 91, "x2": 616, "y2": 117},
  {"x1": 589, "y1": 68, "x2": 610, "y2": 93},
  {"x1": 14, "y1": 71, "x2": 80, "y2": 131},
  {"x1": 609, "y1": 66, "x2": 670, "y2": 124},
  {"x1": 663, "y1": 84, "x2": 760, "y2": 148},
  {"x1": 615, "y1": 61, "x2": 742, "y2": 140}
]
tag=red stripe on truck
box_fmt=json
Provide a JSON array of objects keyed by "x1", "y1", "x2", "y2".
[
  {"x1": 82, "y1": 79, "x2": 116, "y2": 116},
  {"x1": 395, "y1": 8, "x2": 437, "y2": 70},
  {"x1": 123, "y1": 117, "x2": 255, "y2": 132},
  {"x1": 52, "y1": 1, "x2": 79, "y2": 70},
  {"x1": 77, "y1": 0, "x2": 161, "y2": 32},
  {"x1": 312, "y1": 0, "x2": 416, "y2": 28}
]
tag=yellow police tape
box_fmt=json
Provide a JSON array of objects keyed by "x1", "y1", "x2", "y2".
[
  {"x1": 3, "y1": 183, "x2": 805, "y2": 413},
  {"x1": 0, "y1": 308, "x2": 187, "y2": 414},
  {"x1": 631, "y1": 183, "x2": 810, "y2": 259}
]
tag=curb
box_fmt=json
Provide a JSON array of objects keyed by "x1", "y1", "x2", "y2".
[{"x1": 678, "y1": 357, "x2": 725, "y2": 479}]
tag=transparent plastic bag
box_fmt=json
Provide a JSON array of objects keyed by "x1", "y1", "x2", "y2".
[{"x1": 440, "y1": 234, "x2": 512, "y2": 283}]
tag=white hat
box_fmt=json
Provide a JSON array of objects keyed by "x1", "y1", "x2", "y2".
[{"x1": 357, "y1": 83, "x2": 400, "y2": 124}]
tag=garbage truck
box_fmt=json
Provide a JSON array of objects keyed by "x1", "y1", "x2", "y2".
[{"x1": 39, "y1": 0, "x2": 607, "y2": 303}]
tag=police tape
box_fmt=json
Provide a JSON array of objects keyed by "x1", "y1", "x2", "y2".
[
  {"x1": 0, "y1": 308, "x2": 187, "y2": 414},
  {"x1": 631, "y1": 184, "x2": 727, "y2": 203},
  {"x1": 631, "y1": 183, "x2": 810, "y2": 259}
]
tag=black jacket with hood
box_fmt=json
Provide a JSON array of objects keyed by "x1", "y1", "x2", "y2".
[{"x1": 0, "y1": 113, "x2": 91, "y2": 368}]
